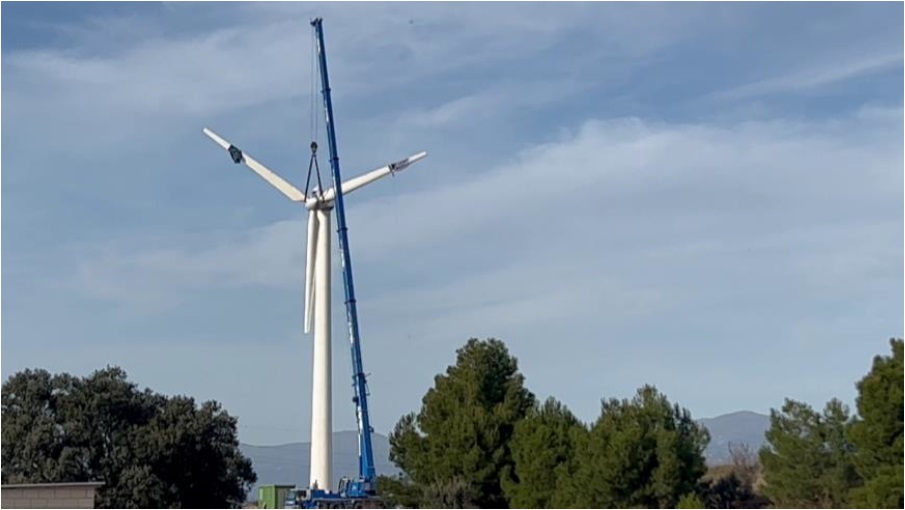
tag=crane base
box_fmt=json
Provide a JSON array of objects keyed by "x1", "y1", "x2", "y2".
[{"x1": 284, "y1": 487, "x2": 384, "y2": 509}]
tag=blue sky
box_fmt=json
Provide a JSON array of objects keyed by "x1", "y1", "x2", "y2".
[{"x1": 2, "y1": 2, "x2": 902, "y2": 446}]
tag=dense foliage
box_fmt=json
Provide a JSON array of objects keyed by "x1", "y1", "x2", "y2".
[
  {"x1": 503, "y1": 397, "x2": 583, "y2": 508},
  {"x1": 1, "y1": 366, "x2": 256, "y2": 508},
  {"x1": 384, "y1": 336, "x2": 902, "y2": 509},
  {"x1": 6, "y1": 336, "x2": 900, "y2": 509},
  {"x1": 389, "y1": 338, "x2": 535, "y2": 508},
  {"x1": 555, "y1": 385, "x2": 710, "y2": 509},
  {"x1": 759, "y1": 398, "x2": 859, "y2": 507},
  {"x1": 848, "y1": 339, "x2": 904, "y2": 508},
  {"x1": 758, "y1": 338, "x2": 903, "y2": 509}
]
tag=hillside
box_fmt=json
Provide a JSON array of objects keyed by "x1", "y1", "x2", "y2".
[
  {"x1": 699, "y1": 410, "x2": 771, "y2": 464},
  {"x1": 240, "y1": 431, "x2": 398, "y2": 500}
]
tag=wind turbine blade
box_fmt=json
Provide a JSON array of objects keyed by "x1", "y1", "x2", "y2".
[
  {"x1": 203, "y1": 128, "x2": 306, "y2": 202},
  {"x1": 307, "y1": 151, "x2": 428, "y2": 208},
  {"x1": 304, "y1": 210, "x2": 319, "y2": 334}
]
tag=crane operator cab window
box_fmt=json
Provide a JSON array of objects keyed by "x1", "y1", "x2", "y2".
[{"x1": 284, "y1": 489, "x2": 306, "y2": 509}]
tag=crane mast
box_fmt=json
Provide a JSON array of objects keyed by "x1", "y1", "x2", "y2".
[{"x1": 311, "y1": 17, "x2": 377, "y2": 489}]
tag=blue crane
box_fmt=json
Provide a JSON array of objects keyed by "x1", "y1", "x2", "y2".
[
  {"x1": 289, "y1": 17, "x2": 427, "y2": 509},
  {"x1": 203, "y1": 16, "x2": 426, "y2": 509},
  {"x1": 311, "y1": 16, "x2": 377, "y2": 503}
]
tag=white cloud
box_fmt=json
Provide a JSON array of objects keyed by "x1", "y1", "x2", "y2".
[
  {"x1": 6, "y1": 22, "x2": 308, "y2": 119},
  {"x1": 2, "y1": 2, "x2": 731, "y2": 158},
  {"x1": 396, "y1": 79, "x2": 592, "y2": 129},
  {"x1": 69, "y1": 220, "x2": 305, "y2": 314},
  {"x1": 68, "y1": 109, "x2": 902, "y2": 327},
  {"x1": 719, "y1": 51, "x2": 903, "y2": 99},
  {"x1": 5, "y1": 2, "x2": 903, "y2": 443}
]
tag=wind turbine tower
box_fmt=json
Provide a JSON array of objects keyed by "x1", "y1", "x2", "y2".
[
  {"x1": 203, "y1": 18, "x2": 427, "y2": 502},
  {"x1": 202, "y1": 121, "x2": 426, "y2": 491}
]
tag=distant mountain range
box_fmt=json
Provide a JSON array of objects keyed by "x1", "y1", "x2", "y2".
[
  {"x1": 698, "y1": 410, "x2": 771, "y2": 464},
  {"x1": 240, "y1": 411, "x2": 771, "y2": 499},
  {"x1": 240, "y1": 431, "x2": 398, "y2": 500}
]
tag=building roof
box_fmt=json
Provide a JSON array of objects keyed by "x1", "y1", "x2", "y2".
[{"x1": 1, "y1": 482, "x2": 104, "y2": 489}]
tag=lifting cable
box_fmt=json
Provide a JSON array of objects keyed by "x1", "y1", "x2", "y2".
[
  {"x1": 305, "y1": 25, "x2": 324, "y2": 200},
  {"x1": 310, "y1": 24, "x2": 318, "y2": 146}
]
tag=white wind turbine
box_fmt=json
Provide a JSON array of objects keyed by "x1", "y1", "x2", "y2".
[{"x1": 202, "y1": 127, "x2": 426, "y2": 490}]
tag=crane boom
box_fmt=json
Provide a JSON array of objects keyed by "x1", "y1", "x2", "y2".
[{"x1": 311, "y1": 17, "x2": 377, "y2": 490}]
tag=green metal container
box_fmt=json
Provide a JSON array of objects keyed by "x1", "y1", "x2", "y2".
[{"x1": 258, "y1": 484, "x2": 295, "y2": 509}]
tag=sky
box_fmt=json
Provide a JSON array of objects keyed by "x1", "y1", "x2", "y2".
[{"x1": 2, "y1": 2, "x2": 903, "y2": 447}]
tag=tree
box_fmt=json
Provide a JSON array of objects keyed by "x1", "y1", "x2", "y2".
[
  {"x1": 698, "y1": 443, "x2": 769, "y2": 509},
  {"x1": 726, "y1": 442, "x2": 760, "y2": 492},
  {"x1": 421, "y1": 476, "x2": 479, "y2": 509},
  {"x1": 376, "y1": 474, "x2": 479, "y2": 509},
  {"x1": 759, "y1": 398, "x2": 859, "y2": 508},
  {"x1": 1, "y1": 366, "x2": 256, "y2": 508},
  {"x1": 389, "y1": 338, "x2": 535, "y2": 508},
  {"x1": 555, "y1": 385, "x2": 710, "y2": 508},
  {"x1": 848, "y1": 338, "x2": 904, "y2": 508},
  {"x1": 677, "y1": 492, "x2": 706, "y2": 509},
  {"x1": 376, "y1": 474, "x2": 424, "y2": 509},
  {"x1": 503, "y1": 397, "x2": 583, "y2": 508}
]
